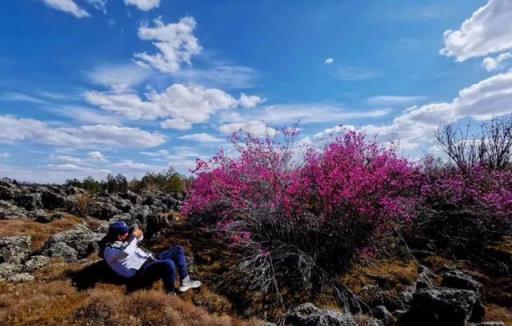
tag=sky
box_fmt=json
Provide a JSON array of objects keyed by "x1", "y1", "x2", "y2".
[{"x1": 1, "y1": 0, "x2": 512, "y2": 183}]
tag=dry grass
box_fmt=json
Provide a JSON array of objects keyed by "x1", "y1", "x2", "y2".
[
  {"x1": 484, "y1": 304, "x2": 512, "y2": 325},
  {"x1": 341, "y1": 260, "x2": 418, "y2": 294},
  {"x1": 0, "y1": 216, "x2": 80, "y2": 251},
  {"x1": 0, "y1": 261, "x2": 263, "y2": 326}
]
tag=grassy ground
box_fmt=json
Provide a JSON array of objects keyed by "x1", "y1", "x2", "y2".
[{"x1": 0, "y1": 215, "x2": 510, "y2": 325}]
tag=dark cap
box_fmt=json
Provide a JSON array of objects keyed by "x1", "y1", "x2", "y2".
[{"x1": 108, "y1": 221, "x2": 129, "y2": 236}]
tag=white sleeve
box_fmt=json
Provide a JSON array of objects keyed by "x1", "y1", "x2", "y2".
[{"x1": 123, "y1": 236, "x2": 139, "y2": 254}]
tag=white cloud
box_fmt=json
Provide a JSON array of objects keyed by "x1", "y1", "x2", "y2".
[
  {"x1": 85, "y1": 63, "x2": 152, "y2": 92},
  {"x1": 124, "y1": 0, "x2": 159, "y2": 11},
  {"x1": 366, "y1": 95, "x2": 427, "y2": 106},
  {"x1": 313, "y1": 124, "x2": 356, "y2": 139},
  {"x1": 0, "y1": 115, "x2": 165, "y2": 149},
  {"x1": 54, "y1": 155, "x2": 83, "y2": 165},
  {"x1": 483, "y1": 52, "x2": 512, "y2": 71},
  {"x1": 325, "y1": 71, "x2": 512, "y2": 150},
  {"x1": 174, "y1": 64, "x2": 259, "y2": 89},
  {"x1": 112, "y1": 159, "x2": 163, "y2": 171},
  {"x1": 0, "y1": 153, "x2": 10, "y2": 158},
  {"x1": 179, "y1": 133, "x2": 224, "y2": 143},
  {"x1": 87, "y1": 151, "x2": 107, "y2": 162},
  {"x1": 134, "y1": 17, "x2": 201, "y2": 73},
  {"x1": 223, "y1": 105, "x2": 391, "y2": 125},
  {"x1": 41, "y1": 0, "x2": 90, "y2": 18},
  {"x1": 0, "y1": 92, "x2": 47, "y2": 104},
  {"x1": 160, "y1": 118, "x2": 192, "y2": 130},
  {"x1": 238, "y1": 93, "x2": 265, "y2": 108},
  {"x1": 324, "y1": 58, "x2": 334, "y2": 64},
  {"x1": 334, "y1": 66, "x2": 378, "y2": 81},
  {"x1": 85, "y1": 0, "x2": 107, "y2": 13},
  {"x1": 440, "y1": 0, "x2": 512, "y2": 61},
  {"x1": 219, "y1": 120, "x2": 277, "y2": 137},
  {"x1": 85, "y1": 83, "x2": 263, "y2": 129}
]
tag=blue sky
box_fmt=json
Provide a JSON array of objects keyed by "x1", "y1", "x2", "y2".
[{"x1": 1, "y1": 0, "x2": 512, "y2": 183}]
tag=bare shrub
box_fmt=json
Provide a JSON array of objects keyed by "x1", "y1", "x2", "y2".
[
  {"x1": 435, "y1": 117, "x2": 512, "y2": 173},
  {"x1": 76, "y1": 193, "x2": 92, "y2": 217}
]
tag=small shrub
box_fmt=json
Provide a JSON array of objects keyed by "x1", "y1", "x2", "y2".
[
  {"x1": 183, "y1": 130, "x2": 419, "y2": 301},
  {"x1": 76, "y1": 193, "x2": 92, "y2": 217}
]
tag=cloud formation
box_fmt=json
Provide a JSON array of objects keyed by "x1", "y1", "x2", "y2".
[
  {"x1": 322, "y1": 71, "x2": 512, "y2": 150},
  {"x1": 0, "y1": 115, "x2": 165, "y2": 148},
  {"x1": 179, "y1": 133, "x2": 224, "y2": 143},
  {"x1": 124, "y1": 0, "x2": 160, "y2": 11},
  {"x1": 219, "y1": 120, "x2": 277, "y2": 137},
  {"x1": 85, "y1": 83, "x2": 263, "y2": 129},
  {"x1": 41, "y1": 0, "x2": 90, "y2": 18},
  {"x1": 134, "y1": 17, "x2": 201, "y2": 73},
  {"x1": 441, "y1": 0, "x2": 512, "y2": 61},
  {"x1": 483, "y1": 52, "x2": 512, "y2": 71},
  {"x1": 366, "y1": 95, "x2": 426, "y2": 106}
]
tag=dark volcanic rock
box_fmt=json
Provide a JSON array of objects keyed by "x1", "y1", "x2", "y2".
[
  {"x1": 88, "y1": 201, "x2": 121, "y2": 220},
  {"x1": 30, "y1": 209, "x2": 49, "y2": 222},
  {"x1": 399, "y1": 287, "x2": 484, "y2": 326},
  {"x1": 14, "y1": 193, "x2": 42, "y2": 210},
  {"x1": 43, "y1": 242, "x2": 78, "y2": 262},
  {"x1": 119, "y1": 190, "x2": 142, "y2": 205},
  {"x1": 0, "y1": 182, "x2": 20, "y2": 200},
  {"x1": 416, "y1": 265, "x2": 434, "y2": 289},
  {"x1": 442, "y1": 270, "x2": 484, "y2": 295},
  {"x1": 41, "y1": 190, "x2": 66, "y2": 210},
  {"x1": 284, "y1": 303, "x2": 357, "y2": 326},
  {"x1": 42, "y1": 224, "x2": 104, "y2": 262},
  {"x1": 0, "y1": 200, "x2": 27, "y2": 219},
  {"x1": 372, "y1": 306, "x2": 395, "y2": 325},
  {"x1": 0, "y1": 236, "x2": 31, "y2": 264},
  {"x1": 23, "y1": 255, "x2": 50, "y2": 272}
]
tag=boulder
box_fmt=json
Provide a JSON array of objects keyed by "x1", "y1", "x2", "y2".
[
  {"x1": 43, "y1": 241, "x2": 79, "y2": 262},
  {"x1": 372, "y1": 306, "x2": 395, "y2": 325},
  {"x1": 0, "y1": 200, "x2": 27, "y2": 219},
  {"x1": 24, "y1": 255, "x2": 50, "y2": 272},
  {"x1": 441, "y1": 270, "x2": 484, "y2": 295},
  {"x1": 36, "y1": 211, "x2": 65, "y2": 224},
  {"x1": 88, "y1": 201, "x2": 121, "y2": 220},
  {"x1": 41, "y1": 190, "x2": 66, "y2": 210},
  {"x1": 0, "y1": 236, "x2": 31, "y2": 264},
  {"x1": 7, "y1": 272, "x2": 34, "y2": 283},
  {"x1": 0, "y1": 262, "x2": 23, "y2": 279},
  {"x1": 42, "y1": 224, "x2": 104, "y2": 262},
  {"x1": 0, "y1": 182, "x2": 20, "y2": 200},
  {"x1": 30, "y1": 209, "x2": 49, "y2": 222},
  {"x1": 399, "y1": 287, "x2": 485, "y2": 326},
  {"x1": 120, "y1": 190, "x2": 142, "y2": 205},
  {"x1": 13, "y1": 193, "x2": 42, "y2": 210},
  {"x1": 416, "y1": 265, "x2": 434, "y2": 289},
  {"x1": 284, "y1": 303, "x2": 357, "y2": 326},
  {"x1": 131, "y1": 205, "x2": 154, "y2": 228}
]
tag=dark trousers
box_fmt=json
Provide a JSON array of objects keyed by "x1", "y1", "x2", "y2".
[{"x1": 135, "y1": 245, "x2": 188, "y2": 293}]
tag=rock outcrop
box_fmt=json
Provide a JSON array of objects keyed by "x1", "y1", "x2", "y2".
[{"x1": 284, "y1": 303, "x2": 357, "y2": 326}]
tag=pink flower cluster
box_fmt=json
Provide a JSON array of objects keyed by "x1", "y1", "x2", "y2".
[
  {"x1": 182, "y1": 130, "x2": 419, "y2": 242},
  {"x1": 421, "y1": 163, "x2": 512, "y2": 219}
]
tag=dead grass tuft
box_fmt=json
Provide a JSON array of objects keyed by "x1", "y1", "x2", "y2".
[
  {"x1": 0, "y1": 261, "x2": 263, "y2": 326},
  {"x1": 0, "y1": 216, "x2": 80, "y2": 251}
]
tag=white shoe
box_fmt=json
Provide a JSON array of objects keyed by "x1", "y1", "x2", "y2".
[{"x1": 178, "y1": 276, "x2": 201, "y2": 292}]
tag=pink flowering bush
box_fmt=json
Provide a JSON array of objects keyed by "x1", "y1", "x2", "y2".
[
  {"x1": 183, "y1": 129, "x2": 420, "y2": 296},
  {"x1": 409, "y1": 159, "x2": 512, "y2": 269}
]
